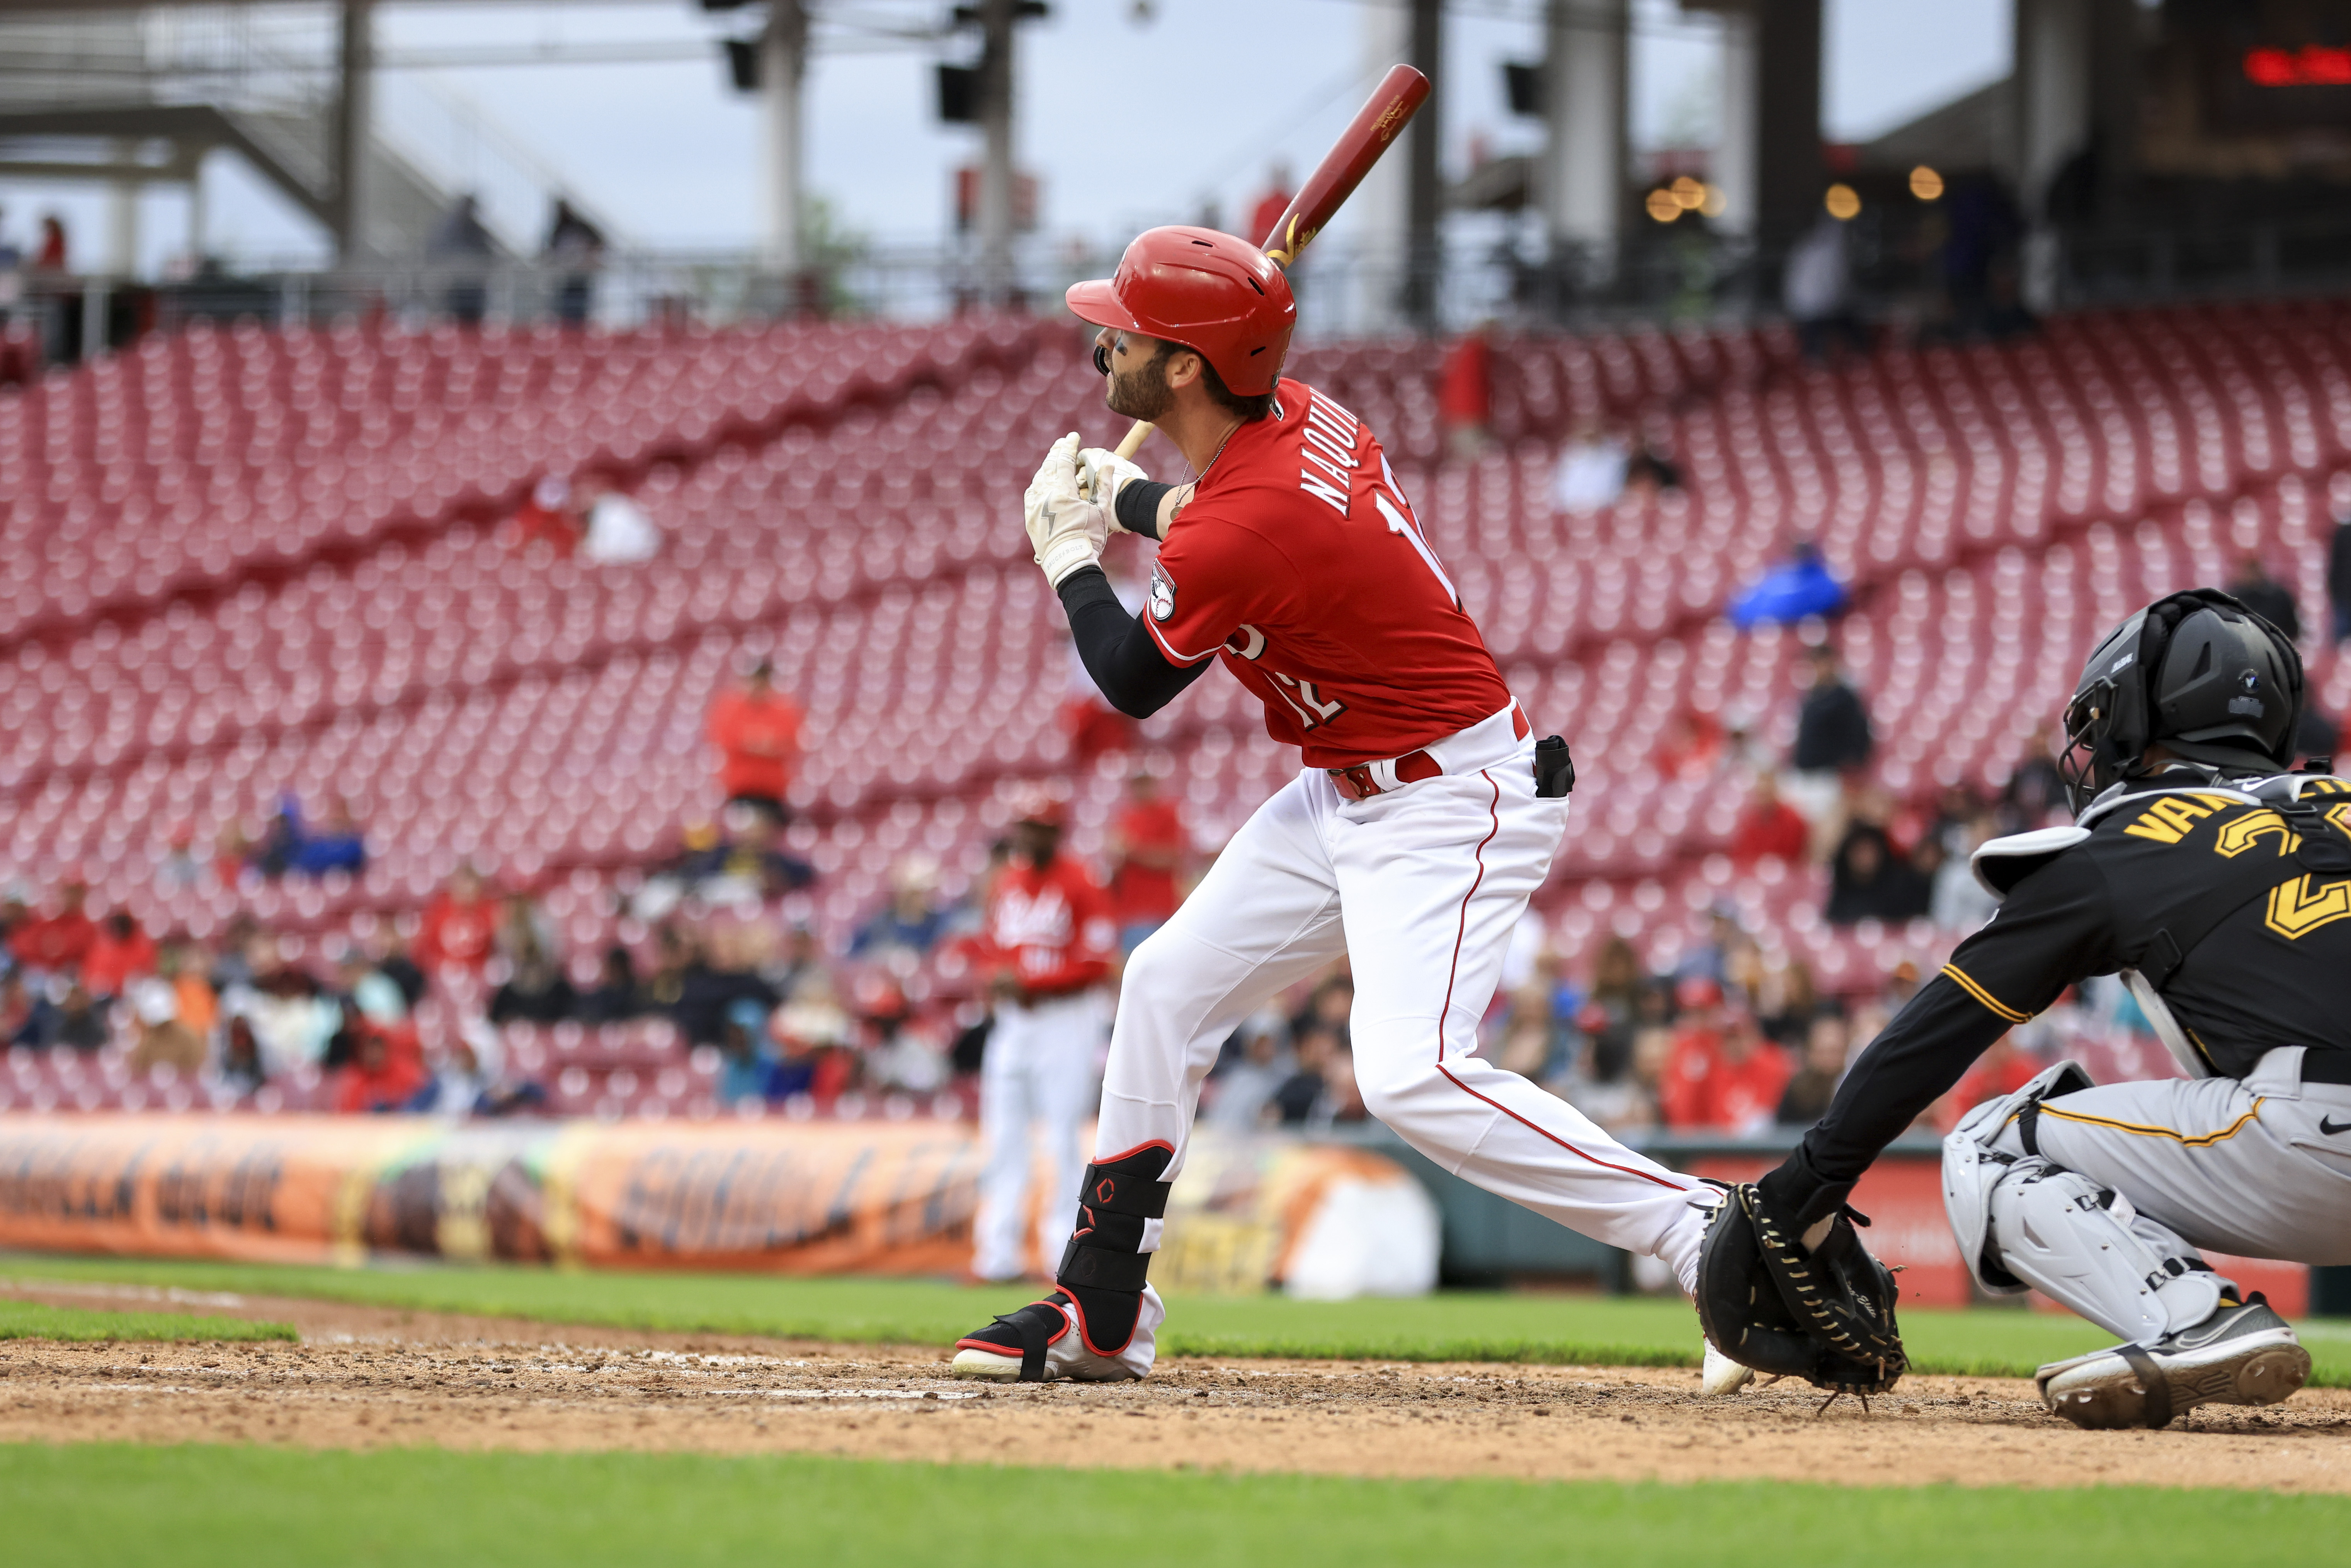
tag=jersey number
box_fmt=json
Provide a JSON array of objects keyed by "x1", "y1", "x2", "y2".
[{"x1": 1373, "y1": 461, "x2": 1458, "y2": 607}]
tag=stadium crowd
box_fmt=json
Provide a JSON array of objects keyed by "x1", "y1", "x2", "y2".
[{"x1": 0, "y1": 619, "x2": 2194, "y2": 1140}]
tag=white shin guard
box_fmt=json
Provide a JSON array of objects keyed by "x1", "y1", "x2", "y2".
[{"x1": 1984, "y1": 1160, "x2": 2225, "y2": 1345}]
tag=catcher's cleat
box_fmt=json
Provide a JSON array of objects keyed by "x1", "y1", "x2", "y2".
[
  {"x1": 2036, "y1": 1296, "x2": 2310, "y2": 1430},
  {"x1": 1700, "y1": 1340, "x2": 1756, "y2": 1397}
]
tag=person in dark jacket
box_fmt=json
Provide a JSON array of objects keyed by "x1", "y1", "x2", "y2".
[
  {"x1": 1791, "y1": 644, "x2": 1873, "y2": 774},
  {"x1": 2226, "y1": 555, "x2": 2300, "y2": 642},
  {"x1": 1824, "y1": 822, "x2": 1930, "y2": 925},
  {"x1": 2329, "y1": 512, "x2": 2351, "y2": 643}
]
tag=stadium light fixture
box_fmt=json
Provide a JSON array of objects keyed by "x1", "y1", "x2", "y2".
[
  {"x1": 1909, "y1": 165, "x2": 1944, "y2": 202},
  {"x1": 1825, "y1": 184, "x2": 1861, "y2": 221}
]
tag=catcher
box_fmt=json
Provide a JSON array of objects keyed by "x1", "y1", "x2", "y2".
[{"x1": 1706, "y1": 589, "x2": 2348, "y2": 1429}]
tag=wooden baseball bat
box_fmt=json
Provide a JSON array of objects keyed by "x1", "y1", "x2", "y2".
[{"x1": 1110, "y1": 63, "x2": 1431, "y2": 463}]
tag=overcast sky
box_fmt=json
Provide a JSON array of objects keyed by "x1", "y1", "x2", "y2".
[{"x1": 0, "y1": 0, "x2": 2010, "y2": 274}]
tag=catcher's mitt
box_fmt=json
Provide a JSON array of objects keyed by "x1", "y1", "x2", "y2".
[{"x1": 1694, "y1": 1182, "x2": 1907, "y2": 1397}]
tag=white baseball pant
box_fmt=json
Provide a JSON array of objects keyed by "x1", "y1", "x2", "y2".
[
  {"x1": 972, "y1": 989, "x2": 1104, "y2": 1282},
  {"x1": 1100, "y1": 706, "x2": 1709, "y2": 1369}
]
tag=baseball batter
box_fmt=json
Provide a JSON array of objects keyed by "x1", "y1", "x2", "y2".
[
  {"x1": 952, "y1": 225, "x2": 1712, "y2": 1382},
  {"x1": 969, "y1": 795, "x2": 1116, "y2": 1284},
  {"x1": 1730, "y1": 589, "x2": 2349, "y2": 1428}
]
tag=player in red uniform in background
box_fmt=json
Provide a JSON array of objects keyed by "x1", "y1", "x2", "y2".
[
  {"x1": 954, "y1": 227, "x2": 1712, "y2": 1383},
  {"x1": 1105, "y1": 770, "x2": 1187, "y2": 952},
  {"x1": 970, "y1": 794, "x2": 1118, "y2": 1283}
]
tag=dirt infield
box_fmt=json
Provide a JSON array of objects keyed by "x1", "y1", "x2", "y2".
[{"x1": 4, "y1": 1282, "x2": 2348, "y2": 1492}]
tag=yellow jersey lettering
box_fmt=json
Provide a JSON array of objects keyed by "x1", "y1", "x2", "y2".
[
  {"x1": 2213, "y1": 809, "x2": 2300, "y2": 859},
  {"x1": 2266, "y1": 875, "x2": 2351, "y2": 940},
  {"x1": 2124, "y1": 794, "x2": 2222, "y2": 844}
]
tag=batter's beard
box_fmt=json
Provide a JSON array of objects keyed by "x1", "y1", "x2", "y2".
[{"x1": 1106, "y1": 347, "x2": 1175, "y2": 422}]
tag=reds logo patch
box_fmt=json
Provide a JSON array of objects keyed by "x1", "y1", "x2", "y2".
[{"x1": 1148, "y1": 562, "x2": 1176, "y2": 622}]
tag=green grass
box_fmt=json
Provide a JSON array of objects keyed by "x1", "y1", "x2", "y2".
[
  {"x1": 10, "y1": 1251, "x2": 2346, "y2": 1384},
  {"x1": 1, "y1": 1444, "x2": 2340, "y2": 1568},
  {"x1": 0, "y1": 1300, "x2": 295, "y2": 1344}
]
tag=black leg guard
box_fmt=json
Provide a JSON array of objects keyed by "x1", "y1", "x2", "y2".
[{"x1": 1054, "y1": 1144, "x2": 1172, "y2": 1357}]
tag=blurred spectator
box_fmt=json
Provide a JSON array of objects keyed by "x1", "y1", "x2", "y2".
[
  {"x1": 1938, "y1": 173, "x2": 2022, "y2": 341},
  {"x1": 161, "y1": 937, "x2": 219, "y2": 1039},
  {"x1": 1663, "y1": 1000, "x2": 1789, "y2": 1134},
  {"x1": 489, "y1": 940, "x2": 576, "y2": 1025},
  {"x1": 1205, "y1": 1012, "x2": 1290, "y2": 1129},
  {"x1": 701, "y1": 803, "x2": 816, "y2": 899},
  {"x1": 0, "y1": 975, "x2": 30, "y2": 1042},
  {"x1": 11, "y1": 880, "x2": 95, "y2": 978},
  {"x1": 1553, "y1": 423, "x2": 1628, "y2": 514},
  {"x1": 415, "y1": 867, "x2": 498, "y2": 974},
  {"x1": 1728, "y1": 540, "x2": 1847, "y2": 629},
  {"x1": 1674, "y1": 907, "x2": 1744, "y2": 987},
  {"x1": 1932, "y1": 810, "x2": 2003, "y2": 930},
  {"x1": 673, "y1": 928, "x2": 780, "y2": 1048},
  {"x1": 1574, "y1": 938, "x2": 1644, "y2": 1089},
  {"x1": 2330, "y1": 508, "x2": 2351, "y2": 643},
  {"x1": 2227, "y1": 555, "x2": 2300, "y2": 641},
  {"x1": 34, "y1": 213, "x2": 66, "y2": 271},
  {"x1": 372, "y1": 932, "x2": 429, "y2": 1011},
  {"x1": 214, "y1": 822, "x2": 257, "y2": 884},
  {"x1": 512, "y1": 476, "x2": 583, "y2": 556},
  {"x1": 1784, "y1": 209, "x2": 1868, "y2": 363},
  {"x1": 128, "y1": 971, "x2": 205, "y2": 1074},
  {"x1": 291, "y1": 798, "x2": 367, "y2": 877},
  {"x1": 2002, "y1": 724, "x2": 2067, "y2": 828},
  {"x1": 718, "y1": 998, "x2": 780, "y2": 1104},
  {"x1": 1272, "y1": 1020, "x2": 1344, "y2": 1124},
  {"x1": 157, "y1": 825, "x2": 202, "y2": 889},
  {"x1": 1753, "y1": 959, "x2": 1822, "y2": 1048},
  {"x1": 1289, "y1": 969, "x2": 1354, "y2": 1046},
  {"x1": 578, "y1": 474, "x2": 660, "y2": 564},
  {"x1": 429, "y1": 194, "x2": 496, "y2": 326},
  {"x1": 239, "y1": 962, "x2": 341, "y2": 1076},
  {"x1": 335, "y1": 1024, "x2": 429, "y2": 1113},
  {"x1": 1935, "y1": 1029, "x2": 2044, "y2": 1131},
  {"x1": 1774, "y1": 1014, "x2": 1852, "y2": 1125},
  {"x1": 82, "y1": 910, "x2": 156, "y2": 999},
  {"x1": 1730, "y1": 774, "x2": 1810, "y2": 864},
  {"x1": 1247, "y1": 161, "x2": 1293, "y2": 249},
  {"x1": 1653, "y1": 708, "x2": 1726, "y2": 782},
  {"x1": 218, "y1": 1018, "x2": 267, "y2": 1095},
  {"x1": 409, "y1": 1035, "x2": 491, "y2": 1115},
  {"x1": 1319, "y1": 1039, "x2": 1369, "y2": 1125},
  {"x1": 13, "y1": 978, "x2": 105, "y2": 1051},
  {"x1": 545, "y1": 198, "x2": 606, "y2": 327},
  {"x1": 706, "y1": 659, "x2": 804, "y2": 823},
  {"x1": 850, "y1": 856, "x2": 951, "y2": 962},
  {"x1": 1825, "y1": 821, "x2": 1931, "y2": 925},
  {"x1": 576, "y1": 946, "x2": 645, "y2": 1024},
  {"x1": 1790, "y1": 643, "x2": 1873, "y2": 777},
  {"x1": 1623, "y1": 436, "x2": 1682, "y2": 497},
  {"x1": 1106, "y1": 772, "x2": 1188, "y2": 952},
  {"x1": 1437, "y1": 322, "x2": 1494, "y2": 459}
]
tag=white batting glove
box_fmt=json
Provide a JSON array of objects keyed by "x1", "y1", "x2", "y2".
[
  {"x1": 1023, "y1": 432, "x2": 1109, "y2": 587},
  {"x1": 1077, "y1": 446, "x2": 1150, "y2": 531}
]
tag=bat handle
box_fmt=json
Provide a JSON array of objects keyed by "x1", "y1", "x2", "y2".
[{"x1": 1113, "y1": 420, "x2": 1153, "y2": 462}]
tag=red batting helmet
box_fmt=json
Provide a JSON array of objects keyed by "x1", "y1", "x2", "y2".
[{"x1": 1066, "y1": 226, "x2": 1296, "y2": 398}]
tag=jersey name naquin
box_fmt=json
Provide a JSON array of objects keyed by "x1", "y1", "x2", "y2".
[{"x1": 1144, "y1": 379, "x2": 1511, "y2": 768}]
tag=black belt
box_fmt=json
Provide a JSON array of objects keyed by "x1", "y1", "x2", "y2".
[{"x1": 2303, "y1": 1051, "x2": 2351, "y2": 1087}]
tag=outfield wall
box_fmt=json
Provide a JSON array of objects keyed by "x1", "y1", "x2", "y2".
[{"x1": 0, "y1": 1114, "x2": 1438, "y2": 1299}]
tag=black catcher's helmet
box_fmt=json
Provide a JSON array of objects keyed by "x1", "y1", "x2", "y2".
[{"x1": 2058, "y1": 588, "x2": 2303, "y2": 815}]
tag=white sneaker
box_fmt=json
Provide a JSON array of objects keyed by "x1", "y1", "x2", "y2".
[
  {"x1": 948, "y1": 1287, "x2": 1161, "y2": 1382},
  {"x1": 2037, "y1": 1296, "x2": 2311, "y2": 1430},
  {"x1": 1701, "y1": 1340, "x2": 1756, "y2": 1397}
]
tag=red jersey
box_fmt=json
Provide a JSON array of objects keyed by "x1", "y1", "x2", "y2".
[
  {"x1": 1109, "y1": 799, "x2": 1185, "y2": 926},
  {"x1": 82, "y1": 926, "x2": 158, "y2": 997},
  {"x1": 1731, "y1": 799, "x2": 1810, "y2": 863},
  {"x1": 983, "y1": 854, "x2": 1114, "y2": 998},
  {"x1": 11, "y1": 910, "x2": 95, "y2": 976},
  {"x1": 707, "y1": 689, "x2": 805, "y2": 800},
  {"x1": 1662, "y1": 1031, "x2": 1793, "y2": 1133},
  {"x1": 415, "y1": 894, "x2": 496, "y2": 971},
  {"x1": 1144, "y1": 379, "x2": 1512, "y2": 769}
]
